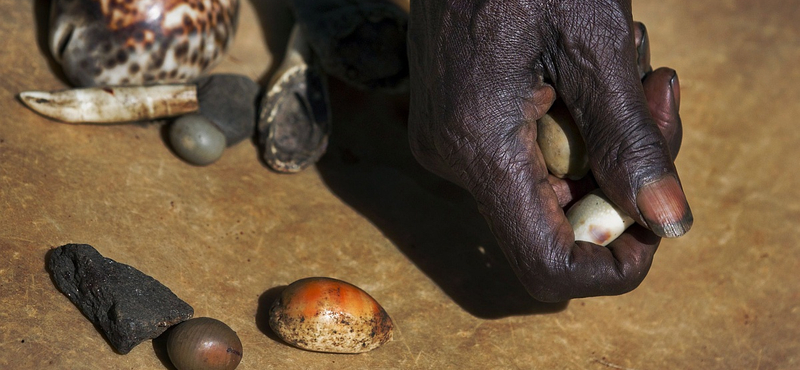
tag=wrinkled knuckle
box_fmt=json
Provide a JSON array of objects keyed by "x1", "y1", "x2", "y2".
[
  {"x1": 613, "y1": 131, "x2": 666, "y2": 168},
  {"x1": 528, "y1": 279, "x2": 575, "y2": 302},
  {"x1": 521, "y1": 261, "x2": 574, "y2": 302},
  {"x1": 593, "y1": 119, "x2": 668, "y2": 180},
  {"x1": 408, "y1": 116, "x2": 451, "y2": 174},
  {"x1": 614, "y1": 269, "x2": 647, "y2": 295}
]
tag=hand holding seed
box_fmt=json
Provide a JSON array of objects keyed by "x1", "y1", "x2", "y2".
[{"x1": 408, "y1": 1, "x2": 693, "y2": 302}]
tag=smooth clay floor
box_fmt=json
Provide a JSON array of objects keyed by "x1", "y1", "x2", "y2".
[{"x1": 1, "y1": 0, "x2": 798, "y2": 369}]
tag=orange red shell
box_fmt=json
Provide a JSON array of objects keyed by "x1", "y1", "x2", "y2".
[{"x1": 268, "y1": 277, "x2": 394, "y2": 353}]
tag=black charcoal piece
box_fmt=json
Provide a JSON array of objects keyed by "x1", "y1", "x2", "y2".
[
  {"x1": 196, "y1": 74, "x2": 262, "y2": 146},
  {"x1": 48, "y1": 244, "x2": 193, "y2": 354}
]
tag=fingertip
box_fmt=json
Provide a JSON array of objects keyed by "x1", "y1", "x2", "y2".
[
  {"x1": 605, "y1": 223, "x2": 660, "y2": 289},
  {"x1": 527, "y1": 83, "x2": 557, "y2": 120},
  {"x1": 547, "y1": 174, "x2": 597, "y2": 208},
  {"x1": 636, "y1": 175, "x2": 693, "y2": 238},
  {"x1": 670, "y1": 70, "x2": 681, "y2": 110}
]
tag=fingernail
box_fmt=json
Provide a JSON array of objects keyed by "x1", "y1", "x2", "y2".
[
  {"x1": 636, "y1": 23, "x2": 648, "y2": 56},
  {"x1": 670, "y1": 72, "x2": 681, "y2": 110},
  {"x1": 636, "y1": 23, "x2": 652, "y2": 80},
  {"x1": 637, "y1": 175, "x2": 693, "y2": 237}
]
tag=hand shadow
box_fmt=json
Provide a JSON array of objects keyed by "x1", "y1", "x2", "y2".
[
  {"x1": 248, "y1": 0, "x2": 294, "y2": 86},
  {"x1": 315, "y1": 78, "x2": 568, "y2": 319}
]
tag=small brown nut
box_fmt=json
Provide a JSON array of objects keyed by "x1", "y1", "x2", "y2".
[
  {"x1": 167, "y1": 317, "x2": 243, "y2": 370},
  {"x1": 536, "y1": 100, "x2": 589, "y2": 180},
  {"x1": 566, "y1": 189, "x2": 634, "y2": 246},
  {"x1": 268, "y1": 277, "x2": 394, "y2": 353}
]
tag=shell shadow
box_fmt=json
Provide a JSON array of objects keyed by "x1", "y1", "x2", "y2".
[
  {"x1": 255, "y1": 285, "x2": 293, "y2": 347},
  {"x1": 152, "y1": 329, "x2": 178, "y2": 370},
  {"x1": 314, "y1": 78, "x2": 568, "y2": 319},
  {"x1": 33, "y1": 0, "x2": 70, "y2": 85}
]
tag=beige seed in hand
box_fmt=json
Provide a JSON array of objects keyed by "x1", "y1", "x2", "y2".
[
  {"x1": 536, "y1": 100, "x2": 590, "y2": 180},
  {"x1": 268, "y1": 277, "x2": 394, "y2": 353},
  {"x1": 566, "y1": 189, "x2": 635, "y2": 246}
]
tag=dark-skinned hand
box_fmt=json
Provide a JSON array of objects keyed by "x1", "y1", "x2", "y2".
[{"x1": 407, "y1": 0, "x2": 693, "y2": 302}]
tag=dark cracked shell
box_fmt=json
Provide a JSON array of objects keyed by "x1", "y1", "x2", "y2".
[
  {"x1": 49, "y1": 0, "x2": 239, "y2": 87},
  {"x1": 258, "y1": 25, "x2": 331, "y2": 173},
  {"x1": 268, "y1": 277, "x2": 394, "y2": 353}
]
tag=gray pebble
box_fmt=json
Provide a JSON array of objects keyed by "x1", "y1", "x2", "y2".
[{"x1": 169, "y1": 114, "x2": 226, "y2": 166}]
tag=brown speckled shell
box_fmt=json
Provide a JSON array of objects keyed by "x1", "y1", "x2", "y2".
[
  {"x1": 50, "y1": 0, "x2": 239, "y2": 87},
  {"x1": 268, "y1": 277, "x2": 394, "y2": 354}
]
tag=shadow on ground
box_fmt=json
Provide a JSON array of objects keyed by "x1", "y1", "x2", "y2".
[
  {"x1": 255, "y1": 285, "x2": 289, "y2": 346},
  {"x1": 315, "y1": 79, "x2": 568, "y2": 319},
  {"x1": 249, "y1": 0, "x2": 294, "y2": 86}
]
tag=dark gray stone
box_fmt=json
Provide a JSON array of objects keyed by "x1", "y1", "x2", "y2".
[
  {"x1": 48, "y1": 244, "x2": 193, "y2": 354},
  {"x1": 196, "y1": 74, "x2": 262, "y2": 146}
]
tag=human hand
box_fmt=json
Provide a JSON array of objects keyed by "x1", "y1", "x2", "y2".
[{"x1": 407, "y1": 0, "x2": 692, "y2": 302}]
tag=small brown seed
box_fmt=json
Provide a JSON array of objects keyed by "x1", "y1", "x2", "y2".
[
  {"x1": 167, "y1": 317, "x2": 242, "y2": 370},
  {"x1": 268, "y1": 277, "x2": 394, "y2": 353},
  {"x1": 536, "y1": 100, "x2": 589, "y2": 180}
]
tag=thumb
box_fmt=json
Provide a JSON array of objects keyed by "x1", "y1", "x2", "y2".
[{"x1": 546, "y1": 9, "x2": 692, "y2": 237}]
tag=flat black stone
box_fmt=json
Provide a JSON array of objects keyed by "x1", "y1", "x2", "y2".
[
  {"x1": 48, "y1": 244, "x2": 193, "y2": 354},
  {"x1": 196, "y1": 74, "x2": 261, "y2": 146}
]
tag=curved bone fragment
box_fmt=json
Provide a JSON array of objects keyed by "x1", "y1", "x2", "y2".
[
  {"x1": 566, "y1": 189, "x2": 635, "y2": 246},
  {"x1": 19, "y1": 84, "x2": 198, "y2": 123},
  {"x1": 258, "y1": 24, "x2": 331, "y2": 173}
]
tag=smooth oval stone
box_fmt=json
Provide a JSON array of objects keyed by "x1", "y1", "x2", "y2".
[
  {"x1": 169, "y1": 113, "x2": 226, "y2": 166},
  {"x1": 167, "y1": 317, "x2": 242, "y2": 370},
  {"x1": 50, "y1": 0, "x2": 239, "y2": 87}
]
